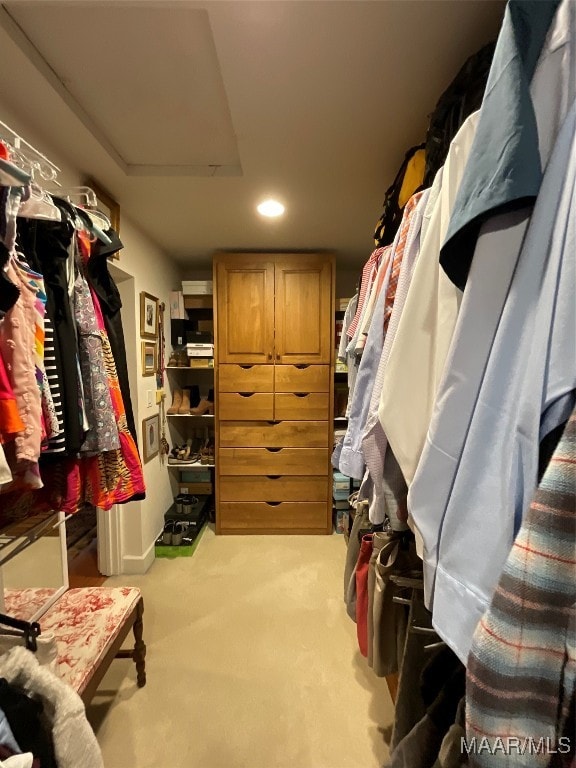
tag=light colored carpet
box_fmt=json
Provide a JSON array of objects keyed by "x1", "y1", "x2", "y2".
[{"x1": 87, "y1": 527, "x2": 394, "y2": 768}]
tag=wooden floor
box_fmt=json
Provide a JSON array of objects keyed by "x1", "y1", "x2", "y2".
[{"x1": 68, "y1": 539, "x2": 106, "y2": 588}]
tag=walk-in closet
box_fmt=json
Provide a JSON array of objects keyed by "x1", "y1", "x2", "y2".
[{"x1": 0, "y1": 1, "x2": 573, "y2": 767}]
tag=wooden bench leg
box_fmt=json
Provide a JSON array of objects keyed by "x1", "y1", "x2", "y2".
[
  {"x1": 133, "y1": 597, "x2": 146, "y2": 688},
  {"x1": 116, "y1": 597, "x2": 146, "y2": 688}
]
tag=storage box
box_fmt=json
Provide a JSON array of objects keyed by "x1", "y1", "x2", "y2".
[
  {"x1": 333, "y1": 488, "x2": 350, "y2": 501},
  {"x1": 335, "y1": 509, "x2": 349, "y2": 534},
  {"x1": 169, "y1": 291, "x2": 186, "y2": 319},
  {"x1": 186, "y1": 343, "x2": 214, "y2": 357},
  {"x1": 179, "y1": 482, "x2": 213, "y2": 495},
  {"x1": 182, "y1": 280, "x2": 213, "y2": 295},
  {"x1": 197, "y1": 320, "x2": 214, "y2": 333},
  {"x1": 181, "y1": 470, "x2": 212, "y2": 482},
  {"x1": 189, "y1": 358, "x2": 214, "y2": 369}
]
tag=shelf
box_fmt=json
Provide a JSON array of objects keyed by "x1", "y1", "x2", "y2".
[
  {"x1": 165, "y1": 363, "x2": 214, "y2": 370},
  {"x1": 167, "y1": 460, "x2": 215, "y2": 469},
  {"x1": 167, "y1": 414, "x2": 214, "y2": 419},
  {"x1": 334, "y1": 417, "x2": 348, "y2": 422},
  {"x1": 184, "y1": 295, "x2": 213, "y2": 309}
]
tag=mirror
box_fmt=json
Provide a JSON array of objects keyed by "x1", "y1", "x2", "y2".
[{"x1": 0, "y1": 511, "x2": 68, "y2": 622}]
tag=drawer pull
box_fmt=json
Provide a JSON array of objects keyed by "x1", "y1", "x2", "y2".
[
  {"x1": 294, "y1": 365, "x2": 310, "y2": 370},
  {"x1": 266, "y1": 501, "x2": 281, "y2": 507},
  {"x1": 266, "y1": 421, "x2": 281, "y2": 425},
  {"x1": 239, "y1": 365, "x2": 254, "y2": 370},
  {"x1": 294, "y1": 392, "x2": 310, "y2": 398},
  {"x1": 238, "y1": 392, "x2": 255, "y2": 398},
  {"x1": 266, "y1": 447, "x2": 282, "y2": 453},
  {"x1": 267, "y1": 475, "x2": 281, "y2": 480}
]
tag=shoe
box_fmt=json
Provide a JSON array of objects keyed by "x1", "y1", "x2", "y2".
[
  {"x1": 162, "y1": 520, "x2": 175, "y2": 545},
  {"x1": 167, "y1": 390, "x2": 183, "y2": 415},
  {"x1": 167, "y1": 352, "x2": 178, "y2": 367},
  {"x1": 172, "y1": 521, "x2": 189, "y2": 546},
  {"x1": 190, "y1": 389, "x2": 214, "y2": 415},
  {"x1": 178, "y1": 389, "x2": 191, "y2": 414},
  {"x1": 178, "y1": 438, "x2": 194, "y2": 461},
  {"x1": 200, "y1": 436, "x2": 215, "y2": 464}
]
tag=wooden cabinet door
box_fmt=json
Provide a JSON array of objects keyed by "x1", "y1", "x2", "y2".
[
  {"x1": 215, "y1": 256, "x2": 274, "y2": 364},
  {"x1": 274, "y1": 255, "x2": 333, "y2": 364}
]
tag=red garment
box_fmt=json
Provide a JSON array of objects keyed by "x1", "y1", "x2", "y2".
[
  {"x1": 355, "y1": 534, "x2": 373, "y2": 657},
  {"x1": 0, "y1": 353, "x2": 24, "y2": 442},
  {"x1": 79, "y1": 233, "x2": 145, "y2": 509},
  {"x1": 383, "y1": 191, "x2": 426, "y2": 334},
  {"x1": 346, "y1": 248, "x2": 386, "y2": 340}
]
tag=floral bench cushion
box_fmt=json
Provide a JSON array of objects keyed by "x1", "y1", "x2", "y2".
[{"x1": 3, "y1": 587, "x2": 141, "y2": 695}]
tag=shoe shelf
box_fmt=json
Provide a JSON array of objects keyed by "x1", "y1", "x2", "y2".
[
  {"x1": 165, "y1": 365, "x2": 214, "y2": 370},
  {"x1": 166, "y1": 414, "x2": 214, "y2": 418},
  {"x1": 167, "y1": 460, "x2": 215, "y2": 468}
]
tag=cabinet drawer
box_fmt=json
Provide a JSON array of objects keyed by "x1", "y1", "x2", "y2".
[
  {"x1": 219, "y1": 475, "x2": 328, "y2": 502},
  {"x1": 218, "y1": 393, "x2": 273, "y2": 421},
  {"x1": 219, "y1": 501, "x2": 329, "y2": 531},
  {"x1": 219, "y1": 421, "x2": 329, "y2": 448},
  {"x1": 218, "y1": 448, "x2": 329, "y2": 475},
  {"x1": 274, "y1": 365, "x2": 330, "y2": 392},
  {"x1": 219, "y1": 364, "x2": 273, "y2": 392},
  {"x1": 274, "y1": 393, "x2": 330, "y2": 421}
]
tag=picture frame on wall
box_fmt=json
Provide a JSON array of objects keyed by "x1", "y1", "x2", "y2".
[
  {"x1": 142, "y1": 414, "x2": 160, "y2": 463},
  {"x1": 140, "y1": 292, "x2": 159, "y2": 339},
  {"x1": 141, "y1": 341, "x2": 157, "y2": 377}
]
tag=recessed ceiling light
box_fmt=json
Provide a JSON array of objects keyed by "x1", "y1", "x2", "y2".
[{"x1": 257, "y1": 199, "x2": 285, "y2": 217}]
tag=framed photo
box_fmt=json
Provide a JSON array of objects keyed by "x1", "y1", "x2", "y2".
[
  {"x1": 140, "y1": 292, "x2": 159, "y2": 339},
  {"x1": 85, "y1": 178, "x2": 121, "y2": 258},
  {"x1": 142, "y1": 414, "x2": 160, "y2": 463},
  {"x1": 141, "y1": 341, "x2": 157, "y2": 377}
]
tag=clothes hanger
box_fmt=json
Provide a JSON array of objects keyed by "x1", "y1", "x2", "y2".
[
  {"x1": 58, "y1": 187, "x2": 113, "y2": 245},
  {"x1": 17, "y1": 183, "x2": 61, "y2": 221},
  {"x1": 70, "y1": 205, "x2": 112, "y2": 246},
  {"x1": 0, "y1": 613, "x2": 41, "y2": 652}
]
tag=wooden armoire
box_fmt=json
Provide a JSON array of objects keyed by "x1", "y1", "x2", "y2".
[{"x1": 213, "y1": 252, "x2": 335, "y2": 534}]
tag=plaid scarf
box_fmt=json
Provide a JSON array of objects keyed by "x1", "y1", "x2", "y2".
[{"x1": 466, "y1": 409, "x2": 576, "y2": 767}]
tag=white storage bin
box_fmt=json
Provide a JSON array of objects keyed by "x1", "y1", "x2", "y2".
[{"x1": 182, "y1": 280, "x2": 213, "y2": 295}]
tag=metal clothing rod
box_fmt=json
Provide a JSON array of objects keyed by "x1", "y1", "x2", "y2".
[{"x1": 0, "y1": 118, "x2": 61, "y2": 176}]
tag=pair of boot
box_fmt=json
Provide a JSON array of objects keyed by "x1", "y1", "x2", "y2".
[{"x1": 167, "y1": 387, "x2": 214, "y2": 415}]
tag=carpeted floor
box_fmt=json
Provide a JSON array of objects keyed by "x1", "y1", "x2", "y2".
[{"x1": 87, "y1": 526, "x2": 394, "y2": 768}]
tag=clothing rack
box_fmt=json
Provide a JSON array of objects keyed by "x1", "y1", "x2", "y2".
[{"x1": 0, "y1": 119, "x2": 61, "y2": 185}]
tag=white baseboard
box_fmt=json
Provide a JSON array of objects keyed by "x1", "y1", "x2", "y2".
[{"x1": 121, "y1": 539, "x2": 156, "y2": 575}]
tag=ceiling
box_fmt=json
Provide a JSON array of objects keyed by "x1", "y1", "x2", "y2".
[{"x1": 0, "y1": 0, "x2": 505, "y2": 269}]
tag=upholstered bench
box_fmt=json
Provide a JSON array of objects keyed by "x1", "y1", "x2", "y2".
[{"x1": 4, "y1": 586, "x2": 146, "y2": 705}]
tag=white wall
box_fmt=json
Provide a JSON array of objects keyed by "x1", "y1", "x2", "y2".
[{"x1": 0, "y1": 101, "x2": 182, "y2": 573}]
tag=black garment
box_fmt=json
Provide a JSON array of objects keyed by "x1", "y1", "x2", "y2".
[
  {"x1": 0, "y1": 242, "x2": 19, "y2": 315},
  {"x1": 391, "y1": 590, "x2": 434, "y2": 750},
  {"x1": 374, "y1": 144, "x2": 426, "y2": 247},
  {"x1": 0, "y1": 678, "x2": 56, "y2": 768},
  {"x1": 86, "y1": 229, "x2": 138, "y2": 445},
  {"x1": 423, "y1": 42, "x2": 495, "y2": 188},
  {"x1": 17, "y1": 205, "x2": 84, "y2": 455},
  {"x1": 386, "y1": 649, "x2": 466, "y2": 768}
]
